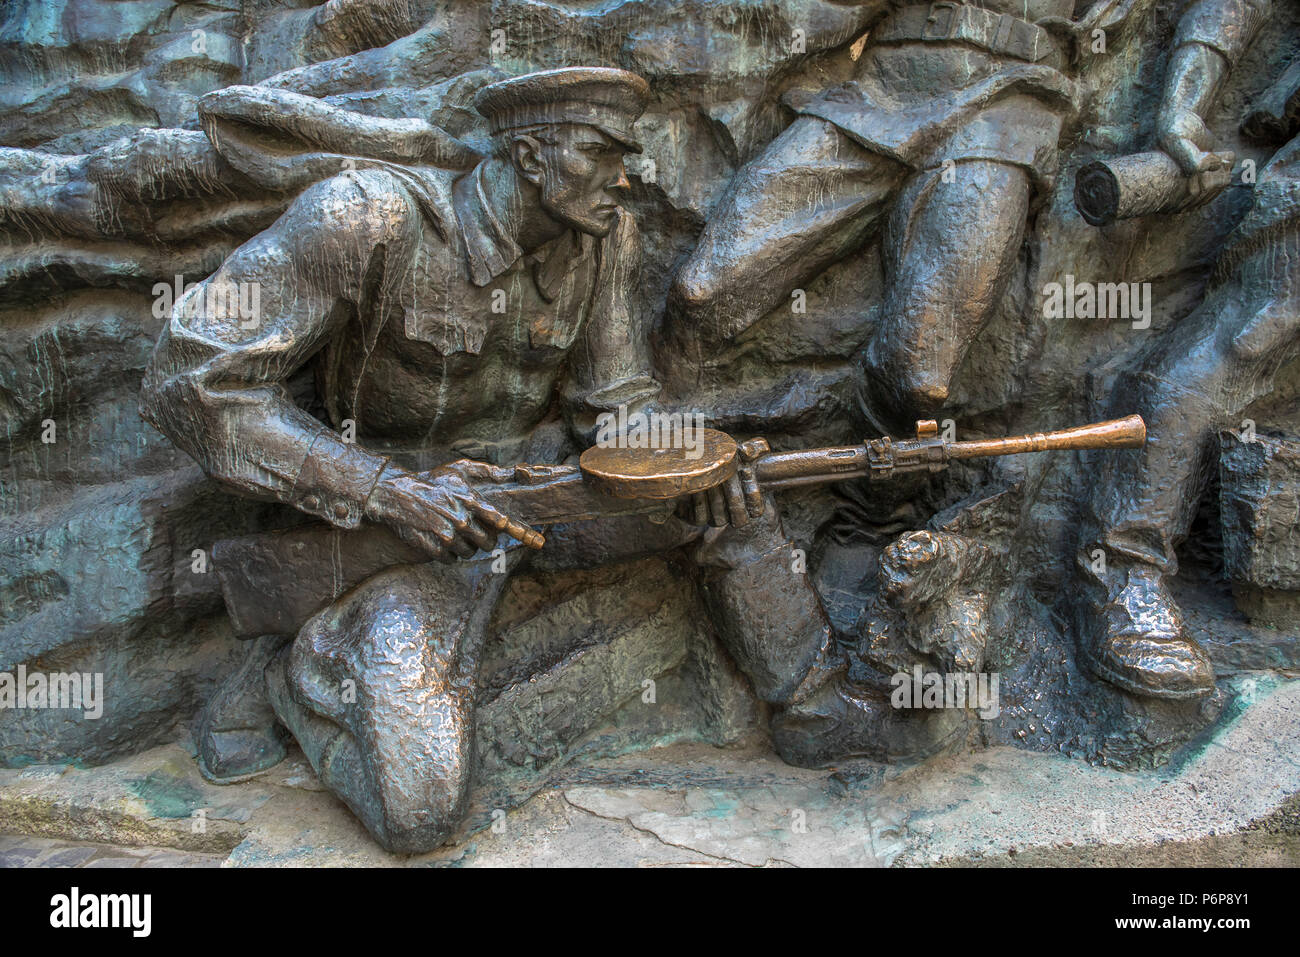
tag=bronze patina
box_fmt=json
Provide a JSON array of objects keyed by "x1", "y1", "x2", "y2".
[{"x1": 2, "y1": 0, "x2": 1297, "y2": 862}]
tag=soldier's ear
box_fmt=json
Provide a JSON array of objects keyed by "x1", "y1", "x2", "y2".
[{"x1": 511, "y1": 134, "x2": 546, "y2": 186}]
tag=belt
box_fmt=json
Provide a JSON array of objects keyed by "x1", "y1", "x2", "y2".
[{"x1": 874, "y1": 2, "x2": 1058, "y2": 64}]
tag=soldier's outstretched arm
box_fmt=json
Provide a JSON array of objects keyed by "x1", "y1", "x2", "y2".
[
  {"x1": 141, "y1": 169, "x2": 531, "y2": 558},
  {"x1": 141, "y1": 170, "x2": 414, "y2": 524}
]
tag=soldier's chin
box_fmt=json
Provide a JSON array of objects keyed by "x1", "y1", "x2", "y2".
[{"x1": 558, "y1": 205, "x2": 619, "y2": 238}]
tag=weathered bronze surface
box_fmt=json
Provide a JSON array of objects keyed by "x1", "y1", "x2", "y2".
[
  {"x1": 580, "y1": 428, "x2": 739, "y2": 499},
  {"x1": 1, "y1": 0, "x2": 1297, "y2": 858},
  {"x1": 755, "y1": 415, "x2": 1147, "y2": 487}
]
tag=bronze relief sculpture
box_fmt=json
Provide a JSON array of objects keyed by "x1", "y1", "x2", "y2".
[
  {"x1": 0, "y1": 0, "x2": 1297, "y2": 860},
  {"x1": 1074, "y1": 0, "x2": 1298, "y2": 701},
  {"x1": 670, "y1": 0, "x2": 1121, "y2": 431}
]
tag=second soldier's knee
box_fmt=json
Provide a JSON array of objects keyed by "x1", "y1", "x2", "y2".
[
  {"x1": 670, "y1": 255, "x2": 721, "y2": 323},
  {"x1": 866, "y1": 342, "x2": 953, "y2": 420},
  {"x1": 898, "y1": 371, "x2": 951, "y2": 416}
]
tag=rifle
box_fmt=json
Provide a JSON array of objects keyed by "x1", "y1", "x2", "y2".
[{"x1": 212, "y1": 415, "x2": 1145, "y2": 637}]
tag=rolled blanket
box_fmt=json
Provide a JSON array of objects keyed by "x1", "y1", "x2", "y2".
[
  {"x1": 1242, "y1": 56, "x2": 1300, "y2": 144},
  {"x1": 1074, "y1": 150, "x2": 1233, "y2": 226}
]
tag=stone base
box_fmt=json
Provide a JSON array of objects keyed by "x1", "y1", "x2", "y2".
[
  {"x1": 2, "y1": 674, "x2": 1297, "y2": 867},
  {"x1": 1230, "y1": 583, "x2": 1300, "y2": 629}
]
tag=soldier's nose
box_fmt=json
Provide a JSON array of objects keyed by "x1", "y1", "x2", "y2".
[{"x1": 608, "y1": 165, "x2": 631, "y2": 191}]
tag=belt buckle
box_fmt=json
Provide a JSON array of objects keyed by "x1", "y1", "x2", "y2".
[{"x1": 922, "y1": 1, "x2": 960, "y2": 40}]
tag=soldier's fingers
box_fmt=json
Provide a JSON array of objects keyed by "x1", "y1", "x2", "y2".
[
  {"x1": 722, "y1": 474, "x2": 749, "y2": 528},
  {"x1": 408, "y1": 505, "x2": 459, "y2": 546},
  {"x1": 448, "y1": 513, "x2": 494, "y2": 555},
  {"x1": 1188, "y1": 119, "x2": 1216, "y2": 154},
  {"x1": 419, "y1": 508, "x2": 466, "y2": 554},
  {"x1": 401, "y1": 526, "x2": 451, "y2": 563},
  {"x1": 692, "y1": 492, "x2": 709, "y2": 526},
  {"x1": 465, "y1": 496, "x2": 544, "y2": 549},
  {"x1": 464, "y1": 496, "x2": 512, "y2": 532},
  {"x1": 707, "y1": 484, "x2": 728, "y2": 527},
  {"x1": 462, "y1": 517, "x2": 498, "y2": 552},
  {"x1": 738, "y1": 466, "x2": 763, "y2": 518},
  {"x1": 1160, "y1": 129, "x2": 1204, "y2": 177},
  {"x1": 448, "y1": 535, "x2": 478, "y2": 560}
]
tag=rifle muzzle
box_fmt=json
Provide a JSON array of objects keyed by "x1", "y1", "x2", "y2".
[{"x1": 944, "y1": 414, "x2": 1146, "y2": 459}]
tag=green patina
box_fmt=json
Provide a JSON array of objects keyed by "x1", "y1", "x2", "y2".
[
  {"x1": 1163, "y1": 673, "x2": 1282, "y2": 775},
  {"x1": 1, "y1": 755, "x2": 89, "y2": 770},
  {"x1": 701, "y1": 792, "x2": 740, "y2": 819},
  {"x1": 125, "y1": 771, "x2": 207, "y2": 819}
]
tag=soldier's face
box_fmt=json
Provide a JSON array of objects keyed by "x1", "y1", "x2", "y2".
[{"x1": 534, "y1": 125, "x2": 631, "y2": 237}]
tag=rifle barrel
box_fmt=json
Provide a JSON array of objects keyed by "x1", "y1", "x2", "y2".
[
  {"x1": 750, "y1": 414, "x2": 1146, "y2": 488},
  {"x1": 944, "y1": 414, "x2": 1146, "y2": 459}
]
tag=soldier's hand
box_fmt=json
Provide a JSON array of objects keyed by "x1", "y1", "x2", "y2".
[
  {"x1": 676, "y1": 438, "x2": 769, "y2": 529},
  {"x1": 363, "y1": 461, "x2": 539, "y2": 561},
  {"x1": 438, "y1": 459, "x2": 546, "y2": 548},
  {"x1": 1158, "y1": 107, "x2": 1223, "y2": 177},
  {"x1": 678, "y1": 473, "x2": 750, "y2": 528}
]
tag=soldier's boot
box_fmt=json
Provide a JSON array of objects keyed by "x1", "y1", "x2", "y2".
[
  {"x1": 1075, "y1": 559, "x2": 1215, "y2": 700},
  {"x1": 770, "y1": 670, "x2": 969, "y2": 768},
  {"x1": 196, "y1": 634, "x2": 292, "y2": 781},
  {"x1": 693, "y1": 505, "x2": 965, "y2": 768},
  {"x1": 268, "y1": 557, "x2": 511, "y2": 854}
]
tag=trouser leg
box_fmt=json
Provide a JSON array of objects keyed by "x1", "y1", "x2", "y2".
[
  {"x1": 539, "y1": 507, "x2": 852, "y2": 756},
  {"x1": 545, "y1": 504, "x2": 962, "y2": 768},
  {"x1": 690, "y1": 501, "x2": 966, "y2": 766},
  {"x1": 268, "y1": 552, "x2": 518, "y2": 853},
  {"x1": 1076, "y1": 229, "x2": 1300, "y2": 699},
  {"x1": 540, "y1": 504, "x2": 964, "y2": 766},
  {"x1": 690, "y1": 506, "x2": 841, "y2": 706},
  {"x1": 196, "y1": 633, "x2": 292, "y2": 781},
  {"x1": 669, "y1": 117, "x2": 906, "y2": 366},
  {"x1": 1088, "y1": 263, "x2": 1300, "y2": 572},
  {"x1": 858, "y1": 160, "x2": 1030, "y2": 433}
]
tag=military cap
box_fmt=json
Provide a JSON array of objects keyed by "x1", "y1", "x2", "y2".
[{"x1": 474, "y1": 67, "x2": 650, "y2": 153}]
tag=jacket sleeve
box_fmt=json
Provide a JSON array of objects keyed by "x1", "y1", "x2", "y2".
[
  {"x1": 140, "y1": 169, "x2": 419, "y2": 528},
  {"x1": 564, "y1": 209, "x2": 662, "y2": 443},
  {"x1": 1175, "y1": 0, "x2": 1271, "y2": 67}
]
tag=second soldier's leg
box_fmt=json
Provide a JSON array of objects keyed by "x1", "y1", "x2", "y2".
[
  {"x1": 669, "y1": 117, "x2": 907, "y2": 364},
  {"x1": 691, "y1": 501, "x2": 967, "y2": 766},
  {"x1": 1077, "y1": 229, "x2": 1300, "y2": 699},
  {"x1": 859, "y1": 161, "x2": 1031, "y2": 433},
  {"x1": 195, "y1": 634, "x2": 292, "y2": 781}
]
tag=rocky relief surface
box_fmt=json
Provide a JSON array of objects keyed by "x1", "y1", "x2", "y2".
[{"x1": 1, "y1": 0, "x2": 1298, "y2": 852}]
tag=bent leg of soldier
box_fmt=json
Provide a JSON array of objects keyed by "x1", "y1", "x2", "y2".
[
  {"x1": 265, "y1": 554, "x2": 518, "y2": 853},
  {"x1": 858, "y1": 160, "x2": 1030, "y2": 434},
  {"x1": 690, "y1": 500, "x2": 966, "y2": 767},
  {"x1": 669, "y1": 117, "x2": 907, "y2": 359},
  {"x1": 1077, "y1": 236, "x2": 1300, "y2": 699}
]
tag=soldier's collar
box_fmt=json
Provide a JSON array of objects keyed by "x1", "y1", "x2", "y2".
[
  {"x1": 530, "y1": 229, "x2": 593, "y2": 303},
  {"x1": 455, "y1": 162, "x2": 594, "y2": 297},
  {"x1": 457, "y1": 163, "x2": 525, "y2": 287}
]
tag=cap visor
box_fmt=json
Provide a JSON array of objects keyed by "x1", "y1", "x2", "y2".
[{"x1": 594, "y1": 123, "x2": 643, "y2": 153}]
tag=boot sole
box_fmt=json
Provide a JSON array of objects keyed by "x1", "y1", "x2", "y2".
[
  {"x1": 1079, "y1": 648, "x2": 1214, "y2": 701},
  {"x1": 196, "y1": 755, "x2": 284, "y2": 785}
]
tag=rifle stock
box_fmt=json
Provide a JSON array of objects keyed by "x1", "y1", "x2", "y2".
[{"x1": 212, "y1": 415, "x2": 1146, "y2": 637}]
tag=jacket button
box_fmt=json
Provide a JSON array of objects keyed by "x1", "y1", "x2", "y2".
[
  {"x1": 333, "y1": 503, "x2": 350, "y2": 519},
  {"x1": 303, "y1": 495, "x2": 320, "y2": 509}
]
